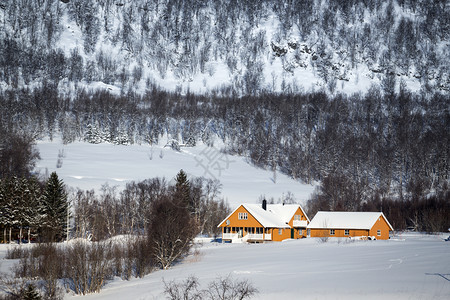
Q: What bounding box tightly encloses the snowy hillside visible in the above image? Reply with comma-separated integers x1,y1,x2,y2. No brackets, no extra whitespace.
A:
0,0,448,96
35,138,315,207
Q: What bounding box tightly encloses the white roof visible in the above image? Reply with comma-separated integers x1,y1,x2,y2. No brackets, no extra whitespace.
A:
307,211,393,230
218,203,308,228
244,204,290,228
266,204,310,223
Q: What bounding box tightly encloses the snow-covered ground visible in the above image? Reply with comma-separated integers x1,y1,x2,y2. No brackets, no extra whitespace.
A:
1,233,448,299
35,138,315,208
67,233,450,300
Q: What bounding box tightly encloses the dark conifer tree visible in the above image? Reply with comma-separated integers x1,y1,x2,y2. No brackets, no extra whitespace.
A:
174,169,191,210
41,172,69,242
2,177,19,243
0,178,8,243
24,177,44,243
22,283,42,300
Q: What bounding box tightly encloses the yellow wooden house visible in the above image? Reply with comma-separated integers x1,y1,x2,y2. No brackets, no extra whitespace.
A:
218,201,310,243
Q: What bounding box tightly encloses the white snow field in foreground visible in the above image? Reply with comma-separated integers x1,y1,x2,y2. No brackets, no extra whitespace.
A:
35,139,315,207
54,233,448,300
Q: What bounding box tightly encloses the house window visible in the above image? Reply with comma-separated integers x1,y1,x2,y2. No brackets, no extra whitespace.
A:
294,215,301,221
344,229,349,236
377,230,381,236
299,229,303,235
278,229,282,235
330,229,335,235
238,212,248,220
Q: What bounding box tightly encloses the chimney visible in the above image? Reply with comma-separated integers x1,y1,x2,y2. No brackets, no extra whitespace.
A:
262,199,267,210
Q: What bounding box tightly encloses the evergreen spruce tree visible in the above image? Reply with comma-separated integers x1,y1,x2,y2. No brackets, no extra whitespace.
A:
22,283,42,300
0,178,7,243
15,177,29,244
42,172,69,242
174,169,191,209
24,177,43,243
1,177,19,243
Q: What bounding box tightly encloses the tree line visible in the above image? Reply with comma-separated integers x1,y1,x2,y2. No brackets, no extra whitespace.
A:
0,170,229,243
1,170,231,299
71,172,229,242
306,173,449,232
0,172,69,244
1,83,448,199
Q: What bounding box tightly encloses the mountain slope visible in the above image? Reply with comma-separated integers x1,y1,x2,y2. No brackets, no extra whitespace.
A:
0,0,448,95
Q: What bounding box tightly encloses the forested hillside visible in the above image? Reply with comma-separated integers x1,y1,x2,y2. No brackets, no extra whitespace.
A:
0,0,448,231
0,0,448,94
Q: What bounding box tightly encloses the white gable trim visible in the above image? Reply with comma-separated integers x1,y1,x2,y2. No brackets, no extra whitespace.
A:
379,212,394,231
217,204,245,228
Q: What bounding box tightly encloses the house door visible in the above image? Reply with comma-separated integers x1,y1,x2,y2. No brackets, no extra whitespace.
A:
238,228,243,238
291,228,294,239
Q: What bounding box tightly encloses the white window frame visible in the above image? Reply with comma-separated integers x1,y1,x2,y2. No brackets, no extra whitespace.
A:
344,229,349,236
330,229,335,235
278,229,282,235
238,212,248,220
377,230,381,236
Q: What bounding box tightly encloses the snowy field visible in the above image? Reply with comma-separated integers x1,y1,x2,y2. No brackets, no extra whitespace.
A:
1,233,448,299
67,233,450,300
35,138,315,208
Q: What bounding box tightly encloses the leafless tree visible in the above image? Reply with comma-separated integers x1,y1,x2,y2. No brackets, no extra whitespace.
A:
206,275,258,300
163,276,202,300
147,195,198,270
164,275,258,300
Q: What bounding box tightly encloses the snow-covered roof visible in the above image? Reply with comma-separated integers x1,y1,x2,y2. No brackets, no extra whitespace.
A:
218,203,308,228
266,204,310,223
244,204,291,228
307,211,393,230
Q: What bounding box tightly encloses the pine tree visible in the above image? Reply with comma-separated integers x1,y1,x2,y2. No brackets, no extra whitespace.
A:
22,283,42,300
41,172,69,242
174,169,191,210
15,177,29,244
0,178,7,243
1,177,19,243
24,177,44,243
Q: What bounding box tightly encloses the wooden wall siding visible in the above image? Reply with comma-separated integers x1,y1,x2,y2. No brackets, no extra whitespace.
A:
310,229,369,238
220,205,263,228
288,207,308,228
271,228,291,241
368,216,391,240
310,220,391,240
294,228,307,238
